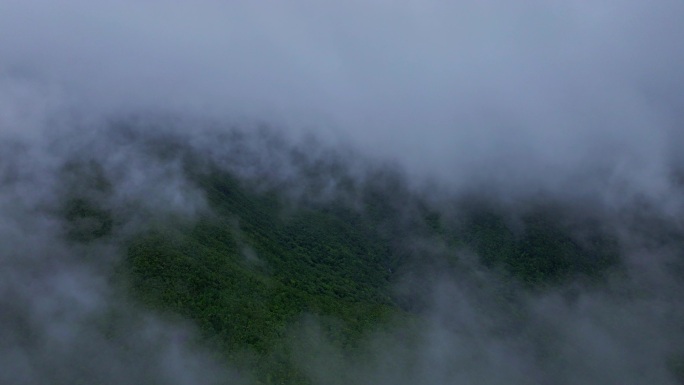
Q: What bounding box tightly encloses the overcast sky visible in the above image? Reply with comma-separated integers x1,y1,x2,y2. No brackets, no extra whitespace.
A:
1,0,683,196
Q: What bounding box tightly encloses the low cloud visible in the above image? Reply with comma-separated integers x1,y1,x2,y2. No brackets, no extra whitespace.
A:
1,1,683,384
1,1,682,197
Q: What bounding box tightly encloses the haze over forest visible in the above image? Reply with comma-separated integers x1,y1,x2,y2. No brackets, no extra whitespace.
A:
1,1,684,384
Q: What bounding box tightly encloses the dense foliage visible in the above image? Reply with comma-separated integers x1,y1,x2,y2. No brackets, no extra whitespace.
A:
62,151,621,384
122,173,401,383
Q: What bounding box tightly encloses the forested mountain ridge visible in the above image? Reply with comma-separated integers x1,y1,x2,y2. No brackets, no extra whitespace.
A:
55,125,638,384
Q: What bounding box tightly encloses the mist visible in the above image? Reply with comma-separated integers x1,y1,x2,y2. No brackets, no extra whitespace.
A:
2,1,683,194
1,1,684,384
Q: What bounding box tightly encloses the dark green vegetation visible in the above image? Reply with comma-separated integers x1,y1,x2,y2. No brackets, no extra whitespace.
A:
60,134,621,384
458,201,619,288
122,174,400,383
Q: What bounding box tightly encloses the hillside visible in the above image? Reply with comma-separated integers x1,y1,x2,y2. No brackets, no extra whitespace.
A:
58,129,632,384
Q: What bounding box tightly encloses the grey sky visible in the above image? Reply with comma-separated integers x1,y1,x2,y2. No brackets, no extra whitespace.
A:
1,1,682,197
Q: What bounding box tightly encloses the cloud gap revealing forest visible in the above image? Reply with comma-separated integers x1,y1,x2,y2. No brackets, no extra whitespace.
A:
2,1,684,384
0,117,680,384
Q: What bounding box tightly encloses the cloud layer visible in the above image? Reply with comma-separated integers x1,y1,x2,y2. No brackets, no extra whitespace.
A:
2,1,683,196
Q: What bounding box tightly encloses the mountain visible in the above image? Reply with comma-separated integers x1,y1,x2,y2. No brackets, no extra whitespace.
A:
53,123,660,385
